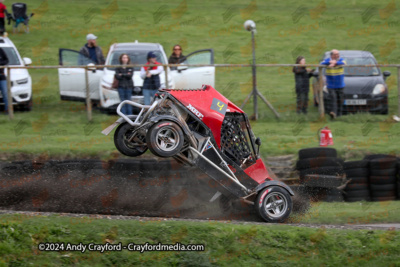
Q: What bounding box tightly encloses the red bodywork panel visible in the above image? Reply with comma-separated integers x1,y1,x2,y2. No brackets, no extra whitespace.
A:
165,85,243,147
164,85,271,184
244,158,271,184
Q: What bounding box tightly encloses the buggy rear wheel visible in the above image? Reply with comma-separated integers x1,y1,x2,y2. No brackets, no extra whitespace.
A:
114,122,148,157
146,121,184,158
255,186,292,223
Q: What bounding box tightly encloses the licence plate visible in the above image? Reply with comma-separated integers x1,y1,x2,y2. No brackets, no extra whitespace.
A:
344,99,367,105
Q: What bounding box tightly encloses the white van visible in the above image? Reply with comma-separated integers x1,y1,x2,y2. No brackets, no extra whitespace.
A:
58,41,215,112
0,37,33,111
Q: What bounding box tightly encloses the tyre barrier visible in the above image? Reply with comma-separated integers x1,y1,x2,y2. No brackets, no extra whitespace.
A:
343,155,400,202
296,148,344,202
343,160,370,202
368,157,398,201
295,150,400,203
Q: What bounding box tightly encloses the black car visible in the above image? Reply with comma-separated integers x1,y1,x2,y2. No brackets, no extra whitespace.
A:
312,50,391,114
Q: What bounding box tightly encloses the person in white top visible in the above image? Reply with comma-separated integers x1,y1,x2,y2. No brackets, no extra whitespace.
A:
140,51,163,105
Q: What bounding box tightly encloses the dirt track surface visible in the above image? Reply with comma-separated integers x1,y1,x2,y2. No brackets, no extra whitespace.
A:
0,209,399,231
2,158,396,229
0,158,263,221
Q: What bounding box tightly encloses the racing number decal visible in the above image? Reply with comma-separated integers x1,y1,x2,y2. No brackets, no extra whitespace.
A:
210,98,227,115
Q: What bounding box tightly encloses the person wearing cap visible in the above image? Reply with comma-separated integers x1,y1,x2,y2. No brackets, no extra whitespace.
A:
79,33,105,65
140,52,163,105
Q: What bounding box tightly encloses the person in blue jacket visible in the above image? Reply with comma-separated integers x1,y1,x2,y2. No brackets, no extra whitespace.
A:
321,49,346,119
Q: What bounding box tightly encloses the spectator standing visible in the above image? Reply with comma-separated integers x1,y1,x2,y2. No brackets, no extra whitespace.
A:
79,33,105,65
321,49,346,119
168,44,186,70
115,53,134,115
140,52,163,105
0,0,6,35
0,47,9,114
293,56,314,114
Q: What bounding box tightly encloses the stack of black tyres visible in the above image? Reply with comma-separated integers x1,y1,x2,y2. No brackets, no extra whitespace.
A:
398,160,400,199
297,147,344,180
364,154,398,202
343,160,370,202
296,147,344,201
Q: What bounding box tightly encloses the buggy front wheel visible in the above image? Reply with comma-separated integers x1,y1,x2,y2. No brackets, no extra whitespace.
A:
146,121,184,157
114,122,148,157
255,186,292,223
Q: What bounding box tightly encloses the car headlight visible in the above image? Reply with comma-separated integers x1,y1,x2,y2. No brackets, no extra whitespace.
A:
16,78,28,84
372,84,385,95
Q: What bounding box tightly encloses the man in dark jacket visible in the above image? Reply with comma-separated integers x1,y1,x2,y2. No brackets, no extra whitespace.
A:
293,56,314,114
0,47,9,113
115,53,134,115
79,33,105,65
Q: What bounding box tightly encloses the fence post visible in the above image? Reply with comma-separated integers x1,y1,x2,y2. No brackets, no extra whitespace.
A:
398,66,400,117
85,67,92,122
164,65,169,89
6,67,13,120
318,66,325,118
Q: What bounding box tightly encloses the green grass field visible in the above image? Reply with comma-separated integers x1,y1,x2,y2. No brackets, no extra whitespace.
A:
1,203,400,266
0,0,399,159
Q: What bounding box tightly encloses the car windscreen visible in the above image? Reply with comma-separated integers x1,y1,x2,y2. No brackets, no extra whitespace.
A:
1,47,21,65
106,50,166,71
343,57,380,76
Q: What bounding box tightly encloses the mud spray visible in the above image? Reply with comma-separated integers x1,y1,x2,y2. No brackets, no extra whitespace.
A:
0,159,310,222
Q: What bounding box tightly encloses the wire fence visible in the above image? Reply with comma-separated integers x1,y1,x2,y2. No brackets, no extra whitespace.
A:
2,63,399,121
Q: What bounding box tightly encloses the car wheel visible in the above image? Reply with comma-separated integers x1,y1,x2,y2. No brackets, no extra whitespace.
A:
299,166,344,178
255,186,292,223
346,176,368,184
369,158,397,169
370,184,396,192
298,148,337,160
146,121,184,158
370,168,397,176
345,183,369,191
345,189,370,198
344,160,369,169
345,168,369,177
296,157,343,170
364,154,397,161
369,176,396,185
114,122,148,157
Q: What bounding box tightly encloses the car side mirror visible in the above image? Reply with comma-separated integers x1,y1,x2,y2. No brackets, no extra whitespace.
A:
177,65,188,73
87,63,96,72
383,71,391,77
23,57,32,65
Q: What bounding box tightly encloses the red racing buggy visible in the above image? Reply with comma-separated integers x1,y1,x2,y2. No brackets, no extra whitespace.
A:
102,85,294,222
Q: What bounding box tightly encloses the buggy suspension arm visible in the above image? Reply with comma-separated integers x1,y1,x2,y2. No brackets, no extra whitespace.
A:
188,147,250,193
